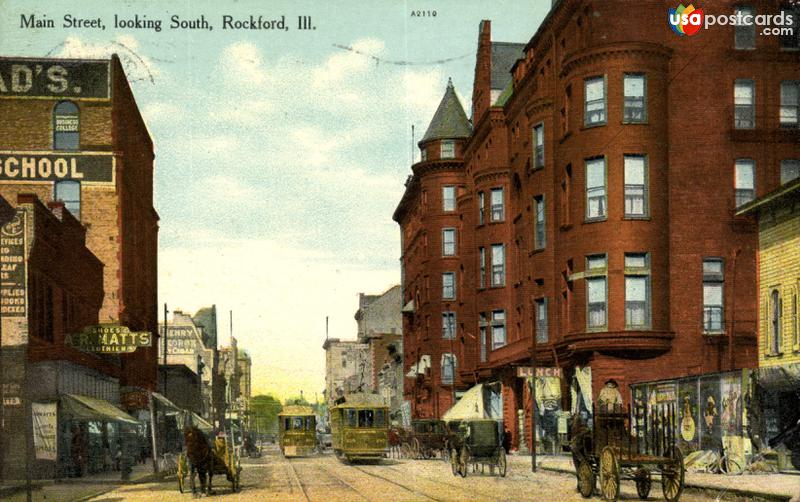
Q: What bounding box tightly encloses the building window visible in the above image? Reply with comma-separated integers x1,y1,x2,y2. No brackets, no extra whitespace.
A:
623,155,648,217
478,191,485,225
780,4,800,49
586,157,606,220
735,5,756,49
793,290,799,350
771,289,782,355
479,247,486,289
491,310,506,349
420,147,427,162
734,79,755,129
490,188,505,221
586,254,607,330
442,228,456,256
535,298,548,343
441,354,456,384
781,160,800,184
442,185,456,212
441,141,455,159
533,123,545,169
534,195,546,249
781,81,799,128
735,159,755,207
703,258,724,333
561,164,572,227
442,272,455,299
54,180,81,219
584,76,606,126
491,244,505,287
623,74,646,123
479,314,488,362
53,101,79,150
562,84,572,136
442,312,456,339
625,253,650,329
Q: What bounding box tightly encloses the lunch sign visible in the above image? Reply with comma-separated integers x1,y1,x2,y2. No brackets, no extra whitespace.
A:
65,324,152,354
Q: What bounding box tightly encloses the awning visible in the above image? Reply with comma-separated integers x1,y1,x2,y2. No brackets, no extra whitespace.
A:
755,363,800,392
402,300,415,313
442,384,485,421
405,354,431,377
188,412,213,433
152,392,182,416
61,394,139,424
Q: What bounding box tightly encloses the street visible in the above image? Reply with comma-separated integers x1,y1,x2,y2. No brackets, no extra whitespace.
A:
86,446,725,502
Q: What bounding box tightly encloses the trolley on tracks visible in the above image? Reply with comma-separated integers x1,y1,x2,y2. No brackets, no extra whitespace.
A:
571,403,684,502
279,405,317,457
330,393,389,462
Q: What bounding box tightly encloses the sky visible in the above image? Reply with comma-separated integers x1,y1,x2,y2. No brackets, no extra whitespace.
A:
0,0,549,400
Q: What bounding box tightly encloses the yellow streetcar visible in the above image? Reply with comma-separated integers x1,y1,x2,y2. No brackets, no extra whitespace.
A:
330,393,388,462
278,405,317,457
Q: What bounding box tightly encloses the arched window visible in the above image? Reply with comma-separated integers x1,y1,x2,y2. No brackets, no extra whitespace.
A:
54,180,80,218
53,101,79,150
771,289,782,355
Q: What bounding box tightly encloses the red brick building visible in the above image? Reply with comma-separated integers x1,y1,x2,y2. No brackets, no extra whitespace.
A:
0,55,160,408
395,1,799,450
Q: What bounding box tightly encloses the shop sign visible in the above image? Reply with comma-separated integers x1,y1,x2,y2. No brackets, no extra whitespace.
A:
32,402,57,460
0,210,26,317
0,153,113,182
65,324,152,353
0,59,110,99
517,366,562,378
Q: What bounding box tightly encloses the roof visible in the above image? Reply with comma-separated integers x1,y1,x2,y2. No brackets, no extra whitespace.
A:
420,78,472,144
279,405,315,416
735,178,800,216
332,393,388,409
491,42,525,90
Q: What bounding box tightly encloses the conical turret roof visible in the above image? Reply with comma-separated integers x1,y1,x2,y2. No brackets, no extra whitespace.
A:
420,78,472,143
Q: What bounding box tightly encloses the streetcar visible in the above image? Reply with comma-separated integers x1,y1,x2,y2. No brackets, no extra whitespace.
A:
330,393,389,462
278,405,317,457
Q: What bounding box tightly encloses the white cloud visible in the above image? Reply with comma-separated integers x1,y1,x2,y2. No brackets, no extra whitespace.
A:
142,102,183,123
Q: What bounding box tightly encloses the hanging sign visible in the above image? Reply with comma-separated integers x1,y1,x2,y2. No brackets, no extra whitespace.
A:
65,324,152,353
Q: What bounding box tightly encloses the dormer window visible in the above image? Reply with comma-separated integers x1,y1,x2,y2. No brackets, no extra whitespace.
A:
420,147,427,162
440,141,455,159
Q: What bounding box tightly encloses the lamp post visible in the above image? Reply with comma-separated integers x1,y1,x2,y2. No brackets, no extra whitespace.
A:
531,299,538,473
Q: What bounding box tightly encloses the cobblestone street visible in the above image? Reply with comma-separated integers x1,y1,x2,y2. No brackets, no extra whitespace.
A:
81,446,765,502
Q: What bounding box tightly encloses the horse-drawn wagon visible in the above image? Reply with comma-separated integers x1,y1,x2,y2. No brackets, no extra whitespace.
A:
571,403,684,502
178,427,242,495
449,419,507,477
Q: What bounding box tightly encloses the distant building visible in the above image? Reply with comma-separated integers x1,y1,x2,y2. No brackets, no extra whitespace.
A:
355,285,403,420
237,350,252,426
322,338,370,408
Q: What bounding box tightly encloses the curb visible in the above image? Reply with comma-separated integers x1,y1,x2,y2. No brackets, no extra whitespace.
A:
538,464,793,502
0,472,167,501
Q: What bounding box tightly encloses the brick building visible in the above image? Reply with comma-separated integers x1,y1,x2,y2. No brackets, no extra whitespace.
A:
0,55,160,416
394,1,799,451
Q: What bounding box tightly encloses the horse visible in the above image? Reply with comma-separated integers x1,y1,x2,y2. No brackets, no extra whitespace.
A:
183,426,220,497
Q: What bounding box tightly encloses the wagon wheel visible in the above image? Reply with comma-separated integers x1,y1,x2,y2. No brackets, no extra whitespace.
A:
661,450,684,502
412,438,421,459
176,452,187,493
458,446,469,478
497,448,507,477
634,468,651,499
599,447,620,501
577,460,595,498
450,449,459,476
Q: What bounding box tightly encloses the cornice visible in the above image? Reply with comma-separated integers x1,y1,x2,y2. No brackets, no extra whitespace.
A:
560,42,672,79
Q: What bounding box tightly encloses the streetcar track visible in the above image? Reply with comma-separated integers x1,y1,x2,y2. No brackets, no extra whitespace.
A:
350,464,447,502
285,458,311,501
375,462,506,501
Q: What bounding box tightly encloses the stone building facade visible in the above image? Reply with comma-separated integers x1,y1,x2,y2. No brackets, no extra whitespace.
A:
395,1,798,450
322,338,371,408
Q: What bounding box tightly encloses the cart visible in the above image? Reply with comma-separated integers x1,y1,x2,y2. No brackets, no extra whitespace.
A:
178,430,241,494
449,419,506,478
572,403,684,502
401,419,448,459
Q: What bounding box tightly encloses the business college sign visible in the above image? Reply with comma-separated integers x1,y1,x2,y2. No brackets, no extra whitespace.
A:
0,59,110,99
0,153,113,182
65,324,152,354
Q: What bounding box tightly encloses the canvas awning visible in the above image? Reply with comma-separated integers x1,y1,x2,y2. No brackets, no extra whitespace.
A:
405,354,431,377
188,412,213,433
152,392,182,416
61,394,139,424
756,363,800,392
442,384,485,421
402,300,415,313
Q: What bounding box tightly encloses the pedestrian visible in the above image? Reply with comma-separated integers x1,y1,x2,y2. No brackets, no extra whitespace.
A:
502,426,511,454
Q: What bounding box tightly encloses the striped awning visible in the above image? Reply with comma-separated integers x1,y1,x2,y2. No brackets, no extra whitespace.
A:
61,394,139,424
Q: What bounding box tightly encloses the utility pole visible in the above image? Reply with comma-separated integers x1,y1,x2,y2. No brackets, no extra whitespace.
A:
162,304,168,396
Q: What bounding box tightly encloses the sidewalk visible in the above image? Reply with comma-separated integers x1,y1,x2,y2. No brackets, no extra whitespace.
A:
0,463,163,502
509,454,800,501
